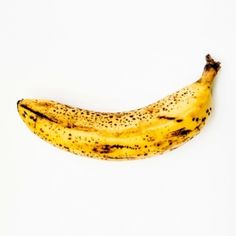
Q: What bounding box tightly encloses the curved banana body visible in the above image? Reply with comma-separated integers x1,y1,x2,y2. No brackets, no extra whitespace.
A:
17,55,220,160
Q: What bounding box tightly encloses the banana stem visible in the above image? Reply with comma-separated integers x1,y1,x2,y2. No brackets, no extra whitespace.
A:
204,54,221,72
198,54,221,84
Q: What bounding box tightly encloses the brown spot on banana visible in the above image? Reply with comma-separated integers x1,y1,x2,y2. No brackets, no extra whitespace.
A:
171,128,192,137
158,116,176,120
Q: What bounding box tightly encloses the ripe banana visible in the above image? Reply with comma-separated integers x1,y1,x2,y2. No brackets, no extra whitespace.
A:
17,55,220,160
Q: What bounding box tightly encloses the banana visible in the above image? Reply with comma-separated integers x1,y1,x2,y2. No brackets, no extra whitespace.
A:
17,54,220,160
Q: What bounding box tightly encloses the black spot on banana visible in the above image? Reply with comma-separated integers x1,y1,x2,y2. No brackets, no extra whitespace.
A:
17,54,221,160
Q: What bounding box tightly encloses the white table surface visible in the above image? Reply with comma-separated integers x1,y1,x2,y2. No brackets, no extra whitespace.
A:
0,1,235,235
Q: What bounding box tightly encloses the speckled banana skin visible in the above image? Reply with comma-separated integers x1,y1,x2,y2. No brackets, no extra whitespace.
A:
17,55,220,160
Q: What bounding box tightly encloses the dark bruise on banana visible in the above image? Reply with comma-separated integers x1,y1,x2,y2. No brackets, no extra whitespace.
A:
17,55,220,160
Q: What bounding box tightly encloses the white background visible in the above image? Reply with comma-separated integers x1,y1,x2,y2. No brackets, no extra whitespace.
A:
0,0,235,235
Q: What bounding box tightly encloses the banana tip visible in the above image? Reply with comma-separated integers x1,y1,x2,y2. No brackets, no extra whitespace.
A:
17,99,23,106
17,99,24,111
